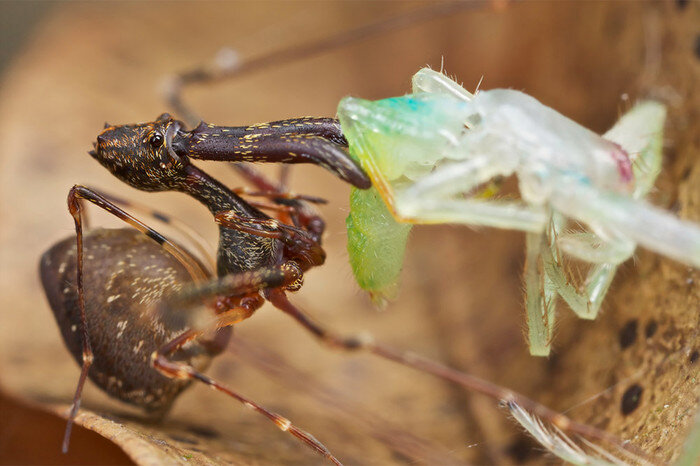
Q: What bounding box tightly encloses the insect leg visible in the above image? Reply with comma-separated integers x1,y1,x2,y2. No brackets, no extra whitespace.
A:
524,231,557,356
542,231,619,320
555,231,635,265
151,267,342,466
396,158,547,232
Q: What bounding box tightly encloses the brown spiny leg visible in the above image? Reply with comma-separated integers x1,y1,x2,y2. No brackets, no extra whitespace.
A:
215,211,325,270
231,187,327,205
88,188,215,273
61,185,213,453
228,165,328,241
264,289,652,462
68,186,209,281
231,162,282,193
151,266,341,466
63,188,94,454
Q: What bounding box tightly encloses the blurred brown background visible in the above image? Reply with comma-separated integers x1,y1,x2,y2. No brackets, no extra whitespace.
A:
0,1,698,465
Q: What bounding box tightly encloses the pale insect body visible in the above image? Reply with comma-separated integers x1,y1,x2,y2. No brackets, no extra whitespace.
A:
340,67,699,356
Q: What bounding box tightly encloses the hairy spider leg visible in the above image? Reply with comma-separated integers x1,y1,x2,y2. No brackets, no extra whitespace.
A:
64,185,346,464
149,265,342,466
210,204,645,459
89,188,216,274
524,231,558,356
228,162,328,238
260,289,652,462
62,185,213,453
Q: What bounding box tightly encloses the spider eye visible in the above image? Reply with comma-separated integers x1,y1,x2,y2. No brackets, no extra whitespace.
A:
149,133,164,148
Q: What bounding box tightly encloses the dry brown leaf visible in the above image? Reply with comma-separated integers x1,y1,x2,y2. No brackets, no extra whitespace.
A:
0,2,697,465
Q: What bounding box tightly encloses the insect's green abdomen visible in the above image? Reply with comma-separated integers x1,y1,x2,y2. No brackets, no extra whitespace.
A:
339,95,417,306
346,186,411,307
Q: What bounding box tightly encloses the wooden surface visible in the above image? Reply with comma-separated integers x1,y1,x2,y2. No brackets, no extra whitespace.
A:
0,2,698,465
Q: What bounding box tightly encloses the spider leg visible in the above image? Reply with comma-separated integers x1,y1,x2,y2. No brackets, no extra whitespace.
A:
215,211,325,270
263,288,650,461
62,185,212,453
228,162,327,238
151,266,342,465
541,100,667,319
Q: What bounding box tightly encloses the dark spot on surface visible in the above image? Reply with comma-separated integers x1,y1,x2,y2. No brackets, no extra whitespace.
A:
690,350,699,364
547,351,560,370
621,384,643,415
619,319,638,349
390,450,413,464
507,436,536,463
187,424,219,439
695,34,700,59
681,166,692,181
676,0,688,9
645,319,658,338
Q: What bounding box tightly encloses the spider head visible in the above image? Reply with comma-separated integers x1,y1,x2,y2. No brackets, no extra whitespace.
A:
91,114,189,192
